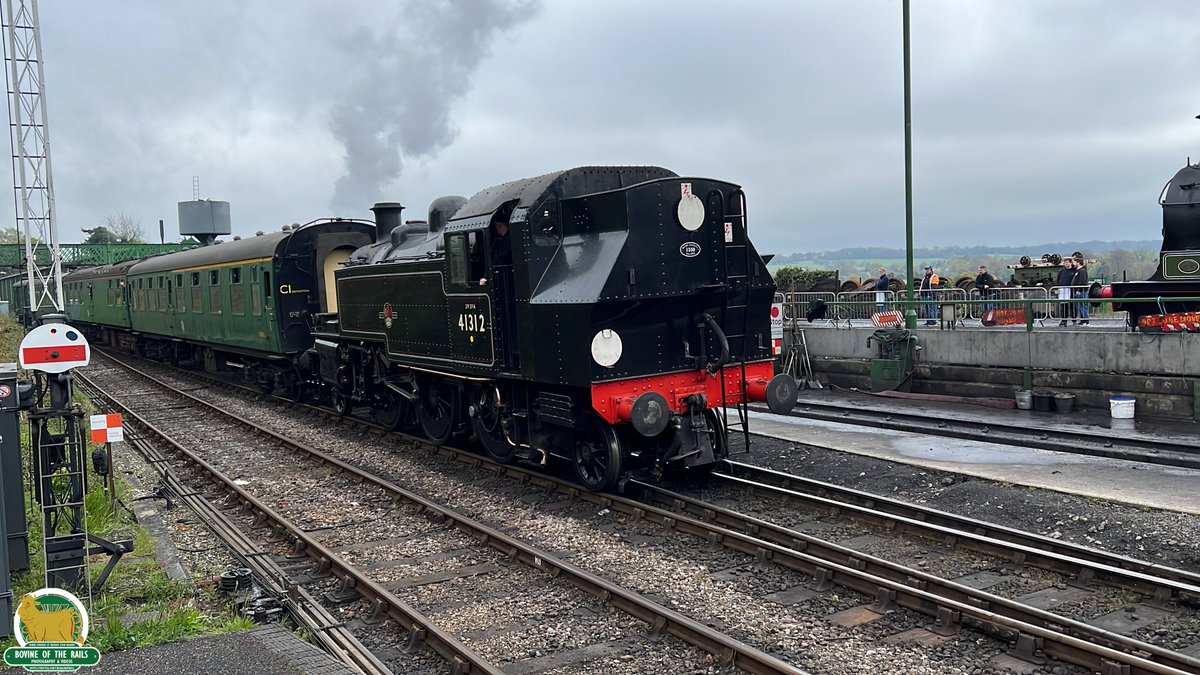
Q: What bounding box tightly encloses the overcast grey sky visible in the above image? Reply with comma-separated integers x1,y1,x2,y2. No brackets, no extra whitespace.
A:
10,0,1200,255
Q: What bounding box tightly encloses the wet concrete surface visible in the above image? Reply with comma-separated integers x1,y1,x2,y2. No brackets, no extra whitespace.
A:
791,388,1199,445
745,399,1200,514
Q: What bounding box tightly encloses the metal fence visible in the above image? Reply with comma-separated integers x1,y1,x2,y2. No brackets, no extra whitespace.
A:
0,242,199,268
781,286,1130,328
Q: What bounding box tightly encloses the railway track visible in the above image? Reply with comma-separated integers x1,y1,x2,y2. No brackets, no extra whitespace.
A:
78,353,804,675
637,468,1200,673
83,350,1200,674
761,399,1200,470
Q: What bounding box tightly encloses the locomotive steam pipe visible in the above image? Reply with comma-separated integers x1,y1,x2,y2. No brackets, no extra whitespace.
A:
702,313,729,375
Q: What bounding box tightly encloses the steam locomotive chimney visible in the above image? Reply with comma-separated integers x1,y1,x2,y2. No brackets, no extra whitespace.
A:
371,202,405,244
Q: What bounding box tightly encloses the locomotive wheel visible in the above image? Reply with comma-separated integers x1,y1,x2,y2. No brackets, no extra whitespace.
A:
706,409,729,462
470,387,515,463
372,388,410,432
331,390,351,417
417,381,457,445
573,415,622,492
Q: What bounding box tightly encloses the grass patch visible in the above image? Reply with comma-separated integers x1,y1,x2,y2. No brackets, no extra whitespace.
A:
1,315,254,653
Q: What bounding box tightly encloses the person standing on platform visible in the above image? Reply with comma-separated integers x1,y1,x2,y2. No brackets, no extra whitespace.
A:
1056,258,1075,326
875,268,889,312
975,265,998,314
919,265,939,326
1072,257,1090,326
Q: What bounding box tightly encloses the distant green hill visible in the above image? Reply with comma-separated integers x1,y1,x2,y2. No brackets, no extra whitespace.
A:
770,240,1161,285
772,240,1158,265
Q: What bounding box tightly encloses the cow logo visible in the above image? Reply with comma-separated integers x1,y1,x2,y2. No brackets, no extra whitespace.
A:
679,242,702,258
381,303,394,328
4,588,101,672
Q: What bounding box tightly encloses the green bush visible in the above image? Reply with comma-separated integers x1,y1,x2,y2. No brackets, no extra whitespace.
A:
773,266,837,292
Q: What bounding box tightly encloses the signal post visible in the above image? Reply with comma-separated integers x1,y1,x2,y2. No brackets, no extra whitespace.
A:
18,315,131,596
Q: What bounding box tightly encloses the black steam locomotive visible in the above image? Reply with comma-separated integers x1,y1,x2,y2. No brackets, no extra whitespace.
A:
1102,160,1200,329
62,166,797,491
317,166,797,490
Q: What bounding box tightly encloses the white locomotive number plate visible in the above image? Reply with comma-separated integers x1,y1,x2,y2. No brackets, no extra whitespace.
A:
458,312,487,332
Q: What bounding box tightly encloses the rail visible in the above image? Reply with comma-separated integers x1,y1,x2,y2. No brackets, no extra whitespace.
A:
82,351,809,675
628,478,1200,675
781,293,1200,332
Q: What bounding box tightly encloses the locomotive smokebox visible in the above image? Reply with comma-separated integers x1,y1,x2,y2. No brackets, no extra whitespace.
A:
371,202,405,244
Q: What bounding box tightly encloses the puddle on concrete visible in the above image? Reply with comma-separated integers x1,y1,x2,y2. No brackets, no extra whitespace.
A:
889,436,1093,466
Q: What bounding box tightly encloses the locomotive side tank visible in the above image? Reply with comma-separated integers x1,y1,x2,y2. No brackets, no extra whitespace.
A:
1105,161,1200,328
327,166,798,490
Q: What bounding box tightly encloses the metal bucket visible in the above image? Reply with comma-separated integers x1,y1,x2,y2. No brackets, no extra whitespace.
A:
1053,393,1075,413
1032,391,1055,412
1014,390,1033,410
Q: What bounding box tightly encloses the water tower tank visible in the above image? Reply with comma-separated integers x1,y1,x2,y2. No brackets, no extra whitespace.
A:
178,200,232,245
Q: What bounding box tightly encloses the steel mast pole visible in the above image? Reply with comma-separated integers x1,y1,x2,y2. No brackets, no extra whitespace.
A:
4,0,64,317
902,0,917,329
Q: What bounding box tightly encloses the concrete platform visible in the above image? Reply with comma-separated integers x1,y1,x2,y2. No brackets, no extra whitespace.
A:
0,625,358,675
794,322,1199,419
745,391,1200,515
791,390,1199,446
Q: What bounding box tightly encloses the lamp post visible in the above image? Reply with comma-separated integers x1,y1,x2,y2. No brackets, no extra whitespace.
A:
902,0,917,329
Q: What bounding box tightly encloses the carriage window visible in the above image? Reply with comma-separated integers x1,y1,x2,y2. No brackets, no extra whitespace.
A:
158,287,168,311
531,196,561,247
191,272,200,286
177,274,183,287
210,286,222,315
191,285,202,313
210,270,219,285
147,288,156,311
230,267,245,316
251,283,262,316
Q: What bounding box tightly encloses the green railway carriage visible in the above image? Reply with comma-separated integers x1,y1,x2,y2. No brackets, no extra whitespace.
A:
64,262,136,331
123,220,373,362
61,219,373,390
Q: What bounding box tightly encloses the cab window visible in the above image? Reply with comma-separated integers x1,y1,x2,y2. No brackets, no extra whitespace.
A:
446,232,483,287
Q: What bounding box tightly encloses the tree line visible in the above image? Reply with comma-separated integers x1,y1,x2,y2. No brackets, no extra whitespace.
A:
0,212,147,245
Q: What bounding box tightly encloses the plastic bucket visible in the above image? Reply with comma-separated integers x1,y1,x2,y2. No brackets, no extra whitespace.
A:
1053,393,1075,413
1110,397,1135,419
1014,390,1033,410
1032,391,1055,412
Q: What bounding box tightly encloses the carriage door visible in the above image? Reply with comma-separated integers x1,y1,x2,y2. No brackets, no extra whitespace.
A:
322,248,352,313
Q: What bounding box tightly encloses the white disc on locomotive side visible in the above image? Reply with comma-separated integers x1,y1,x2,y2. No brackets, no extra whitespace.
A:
676,194,706,231
591,329,623,367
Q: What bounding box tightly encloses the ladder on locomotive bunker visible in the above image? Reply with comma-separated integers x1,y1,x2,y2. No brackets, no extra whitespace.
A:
714,189,753,454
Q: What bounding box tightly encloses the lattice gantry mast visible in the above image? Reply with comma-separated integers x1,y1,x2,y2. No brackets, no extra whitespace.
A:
2,0,63,314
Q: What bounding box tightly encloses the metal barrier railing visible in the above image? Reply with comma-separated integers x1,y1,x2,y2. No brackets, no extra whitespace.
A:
773,288,1200,331
786,294,1194,331
781,291,837,321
